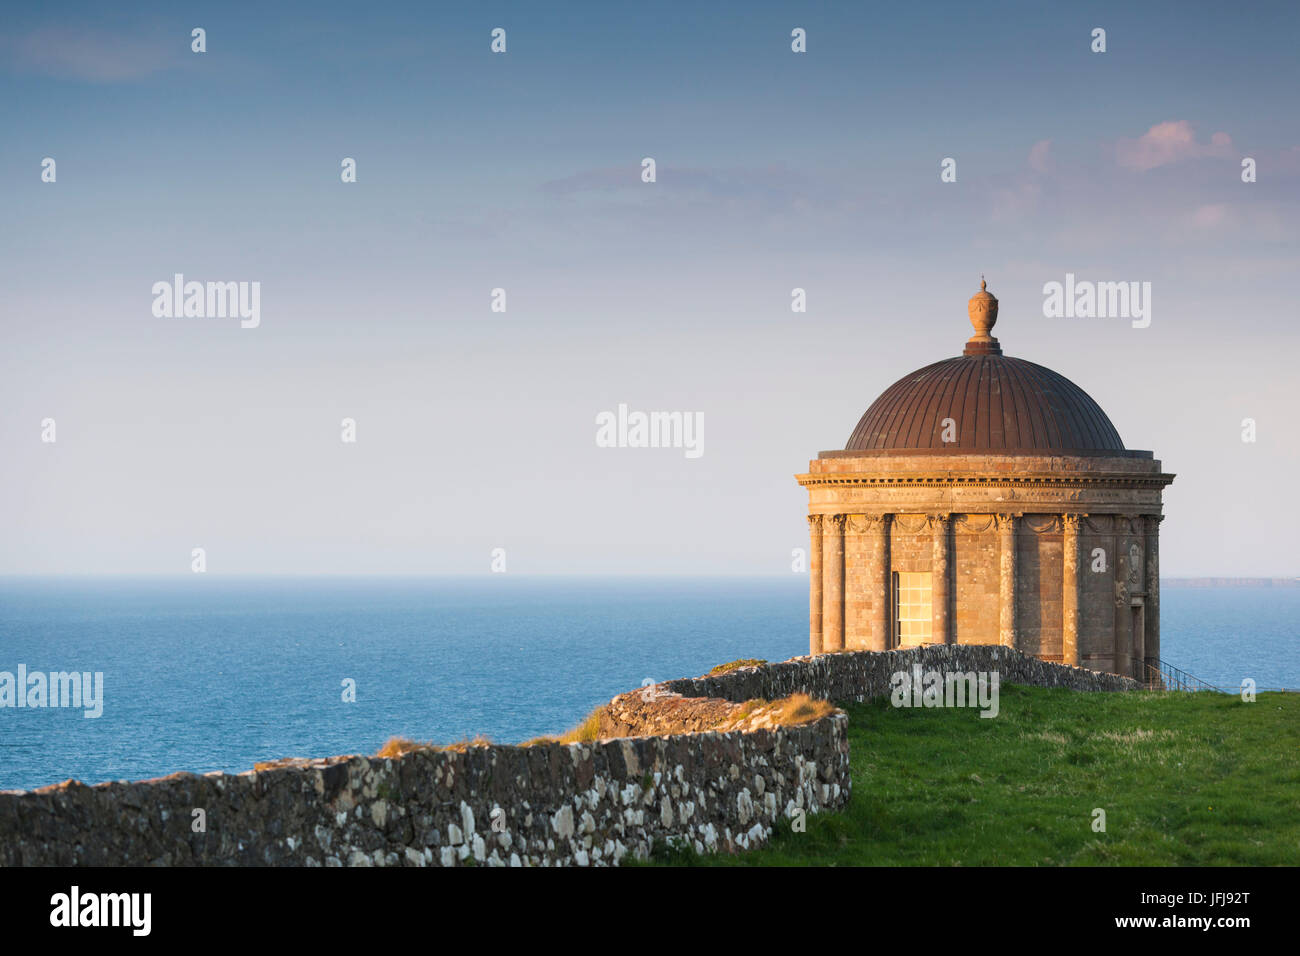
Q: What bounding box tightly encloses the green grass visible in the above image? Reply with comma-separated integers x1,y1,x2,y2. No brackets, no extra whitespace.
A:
649,686,1300,866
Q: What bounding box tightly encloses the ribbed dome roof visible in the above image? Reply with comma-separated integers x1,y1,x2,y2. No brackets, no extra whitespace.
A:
842,279,1126,455
845,353,1126,453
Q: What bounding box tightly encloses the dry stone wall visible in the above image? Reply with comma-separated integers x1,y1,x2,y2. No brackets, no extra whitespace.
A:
0,644,1134,867
0,713,849,867
663,644,1137,704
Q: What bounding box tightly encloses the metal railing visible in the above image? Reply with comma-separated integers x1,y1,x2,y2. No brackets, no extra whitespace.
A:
1139,659,1226,693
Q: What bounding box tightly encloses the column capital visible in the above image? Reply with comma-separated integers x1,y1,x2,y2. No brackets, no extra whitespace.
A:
994,512,1021,532
806,514,823,530
925,512,951,529
824,514,847,533
1062,513,1087,533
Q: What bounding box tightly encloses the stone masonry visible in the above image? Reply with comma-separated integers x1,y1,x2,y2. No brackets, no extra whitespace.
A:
0,644,1136,867
798,282,1174,681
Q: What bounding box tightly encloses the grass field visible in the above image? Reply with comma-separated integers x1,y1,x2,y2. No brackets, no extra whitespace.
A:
648,686,1300,866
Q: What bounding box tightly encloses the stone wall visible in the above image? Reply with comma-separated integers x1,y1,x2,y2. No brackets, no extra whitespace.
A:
0,709,849,868
0,644,1136,867
663,643,1138,704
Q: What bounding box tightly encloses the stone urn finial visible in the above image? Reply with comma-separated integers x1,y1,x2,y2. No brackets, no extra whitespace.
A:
964,277,1002,356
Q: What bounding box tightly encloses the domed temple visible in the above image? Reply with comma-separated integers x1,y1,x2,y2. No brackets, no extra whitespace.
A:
796,280,1174,679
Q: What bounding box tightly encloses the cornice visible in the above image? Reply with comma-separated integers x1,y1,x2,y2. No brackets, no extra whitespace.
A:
795,473,1175,490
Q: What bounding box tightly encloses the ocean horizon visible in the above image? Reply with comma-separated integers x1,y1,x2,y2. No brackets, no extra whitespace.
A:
1,576,1296,793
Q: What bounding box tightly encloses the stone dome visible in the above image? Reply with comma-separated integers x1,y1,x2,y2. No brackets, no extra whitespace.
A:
843,280,1126,455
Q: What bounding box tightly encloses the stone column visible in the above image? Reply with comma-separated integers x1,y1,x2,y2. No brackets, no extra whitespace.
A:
1144,515,1162,670
1113,516,1133,680
843,516,868,649
928,513,951,645
807,515,823,655
822,514,846,652
996,513,1018,650
1062,513,1083,667
868,514,891,651
1129,532,1145,675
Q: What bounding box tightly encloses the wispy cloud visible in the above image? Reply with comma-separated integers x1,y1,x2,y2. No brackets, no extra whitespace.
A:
1116,120,1233,171
541,164,820,201
0,26,182,82
989,141,1052,222
1183,202,1289,241
1027,139,1052,174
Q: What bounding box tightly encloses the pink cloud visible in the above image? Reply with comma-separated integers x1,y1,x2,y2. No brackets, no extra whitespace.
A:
990,182,1042,222
0,26,181,82
1116,120,1234,171
1192,203,1230,228
1028,139,1052,173
1182,203,1288,241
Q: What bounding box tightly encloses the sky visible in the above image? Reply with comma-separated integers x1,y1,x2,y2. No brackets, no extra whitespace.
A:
2,0,1298,576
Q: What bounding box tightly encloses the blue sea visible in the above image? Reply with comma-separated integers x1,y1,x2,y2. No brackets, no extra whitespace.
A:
0,578,1296,793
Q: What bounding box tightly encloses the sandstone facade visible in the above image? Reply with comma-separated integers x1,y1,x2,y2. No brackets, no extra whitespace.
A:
799,452,1172,678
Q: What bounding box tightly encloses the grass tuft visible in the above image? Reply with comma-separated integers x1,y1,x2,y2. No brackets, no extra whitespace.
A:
521,706,604,747
374,735,492,757
375,737,432,758
557,709,603,744
776,693,836,724
707,658,768,676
